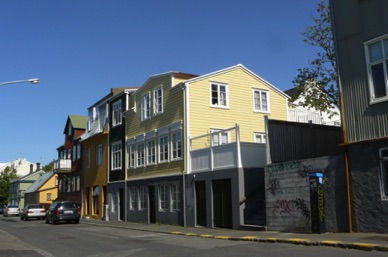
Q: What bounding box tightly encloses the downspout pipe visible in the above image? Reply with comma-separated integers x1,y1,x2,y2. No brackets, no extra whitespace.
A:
330,0,353,232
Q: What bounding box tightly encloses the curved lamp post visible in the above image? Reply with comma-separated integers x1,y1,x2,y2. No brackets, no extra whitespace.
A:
0,78,40,87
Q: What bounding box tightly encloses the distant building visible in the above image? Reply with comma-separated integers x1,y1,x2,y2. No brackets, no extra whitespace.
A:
0,158,37,177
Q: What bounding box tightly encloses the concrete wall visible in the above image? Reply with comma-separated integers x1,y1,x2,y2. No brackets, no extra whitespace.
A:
265,155,347,232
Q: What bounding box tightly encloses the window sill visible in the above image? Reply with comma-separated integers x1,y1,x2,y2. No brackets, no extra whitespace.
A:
210,105,230,110
370,97,388,105
253,110,270,114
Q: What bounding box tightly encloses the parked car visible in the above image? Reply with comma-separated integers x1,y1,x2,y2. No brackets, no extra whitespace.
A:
0,205,4,215
20,204,46,221
3,205,20,217
45,201,80,224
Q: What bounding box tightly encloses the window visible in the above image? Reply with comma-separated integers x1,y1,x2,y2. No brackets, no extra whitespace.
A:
130,187,138,210
111,141,122,169
72,176,76,192
365,36,388,102
171,131,182,160
139,187,146,210
128,144,135,168
159,185,168,211
72,145,76,161
147,139,156,164
93,186,99,214
137,142,145,167
77,144,81,160
96,144,103,166
379,148,388,198
159,135,169,162
211,129,230,146
211,83,228,107
171,184,180,211
112,100,122,126
76,176,80,191
154,87,163,115
254,133,266,144
141,93,151,121
253,89,269,112
67,148,72,160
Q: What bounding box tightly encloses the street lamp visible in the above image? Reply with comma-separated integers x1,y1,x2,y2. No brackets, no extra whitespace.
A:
0,78,40,87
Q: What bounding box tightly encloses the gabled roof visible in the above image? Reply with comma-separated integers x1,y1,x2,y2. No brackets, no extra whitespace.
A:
10,169,45,183
63,115,88,134
184,64,290,99
25,171,55,193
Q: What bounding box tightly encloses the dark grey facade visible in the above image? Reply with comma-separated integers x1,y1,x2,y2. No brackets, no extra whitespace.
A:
331,0,388,232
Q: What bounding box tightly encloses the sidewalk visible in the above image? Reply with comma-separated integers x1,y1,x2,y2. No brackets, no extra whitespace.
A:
81,218,388,252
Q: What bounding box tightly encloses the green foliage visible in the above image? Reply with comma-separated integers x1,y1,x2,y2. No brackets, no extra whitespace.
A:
293,0,338,117
42,161,54,172
0,166,19,205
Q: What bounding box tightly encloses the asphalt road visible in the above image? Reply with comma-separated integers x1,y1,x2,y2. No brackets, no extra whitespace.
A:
0,216,386,257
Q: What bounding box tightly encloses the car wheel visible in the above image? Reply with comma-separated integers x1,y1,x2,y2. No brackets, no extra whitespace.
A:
20,215,23,220
45,217,49,224
74,219,79,224
25,217,28,221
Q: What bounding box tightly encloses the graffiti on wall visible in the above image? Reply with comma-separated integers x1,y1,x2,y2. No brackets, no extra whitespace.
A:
272,198,311,225
267,161,301,175
267,175,282,196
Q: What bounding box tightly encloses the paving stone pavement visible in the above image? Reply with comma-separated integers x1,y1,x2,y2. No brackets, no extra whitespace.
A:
82,218,388,252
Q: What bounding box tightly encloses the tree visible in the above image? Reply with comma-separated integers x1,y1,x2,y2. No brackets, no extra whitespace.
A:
42,161,54,172
293,0,338,117
0,166,19,205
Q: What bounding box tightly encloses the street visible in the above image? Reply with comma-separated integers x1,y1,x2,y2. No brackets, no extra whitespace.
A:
0,216,386,257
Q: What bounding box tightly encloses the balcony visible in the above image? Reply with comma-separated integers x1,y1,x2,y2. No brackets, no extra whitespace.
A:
189,124,266,172
53,159,72,174
288,109,322,124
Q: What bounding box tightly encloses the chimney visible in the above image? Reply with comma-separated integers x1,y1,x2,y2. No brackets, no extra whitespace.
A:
36,163,41,171
30,164,33,174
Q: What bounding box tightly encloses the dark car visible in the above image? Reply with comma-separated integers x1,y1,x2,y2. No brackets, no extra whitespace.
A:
45,201,80,224
0,205,4,215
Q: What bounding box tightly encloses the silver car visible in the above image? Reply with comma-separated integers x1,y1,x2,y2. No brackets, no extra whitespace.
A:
3,205,20,217
20,204,46,220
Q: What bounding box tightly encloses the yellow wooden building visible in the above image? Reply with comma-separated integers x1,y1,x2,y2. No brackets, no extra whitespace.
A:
122,64,289,229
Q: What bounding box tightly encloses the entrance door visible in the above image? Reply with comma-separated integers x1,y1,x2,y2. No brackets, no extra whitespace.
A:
119,188,125,221
213,179,232,228
195,181,207,226
149,186,156,224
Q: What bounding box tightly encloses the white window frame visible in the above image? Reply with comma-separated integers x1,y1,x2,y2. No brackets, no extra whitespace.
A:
147,139,156,165
253,88,269,113
112,100,122,126
111,141,122,170
365,35,388,103
159,184,168,211
130,187,138,210
136,142,145,167
96,144,103,166
128,143,135,168
141,93,151,121
171,131,182,160
254,133,266,144
153,86,163,115
379,148,388,199
139,187,146,210
158,134,169,163
171,183,180,211
211,129,230,146
210,82,229,108
77,144,81,160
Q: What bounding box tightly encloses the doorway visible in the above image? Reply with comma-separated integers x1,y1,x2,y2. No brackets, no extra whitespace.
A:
148,185,156,224
195,181,207,226
212,179,232,228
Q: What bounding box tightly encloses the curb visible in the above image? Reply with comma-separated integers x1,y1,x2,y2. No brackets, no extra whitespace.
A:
83,222,388,252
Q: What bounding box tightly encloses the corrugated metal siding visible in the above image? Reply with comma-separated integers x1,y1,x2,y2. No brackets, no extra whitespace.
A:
334,0,388,143
268,119,342,163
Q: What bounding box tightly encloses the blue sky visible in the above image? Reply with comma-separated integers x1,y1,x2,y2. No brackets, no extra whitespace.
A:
0,0,320,165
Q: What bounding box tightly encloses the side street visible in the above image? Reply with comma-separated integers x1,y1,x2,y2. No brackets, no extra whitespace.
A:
1,1,388,253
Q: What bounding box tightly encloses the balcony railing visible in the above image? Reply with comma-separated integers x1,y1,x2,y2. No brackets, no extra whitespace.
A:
189,124,266,172
288,109,322,124
53,159,72,174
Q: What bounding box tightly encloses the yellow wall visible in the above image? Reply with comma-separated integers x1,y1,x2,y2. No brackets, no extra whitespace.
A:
126,74,185,179
82,133,108,219
187,67,288,142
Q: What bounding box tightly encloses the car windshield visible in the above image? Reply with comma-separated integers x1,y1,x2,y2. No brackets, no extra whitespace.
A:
61,203,77,208
29,205,42,209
